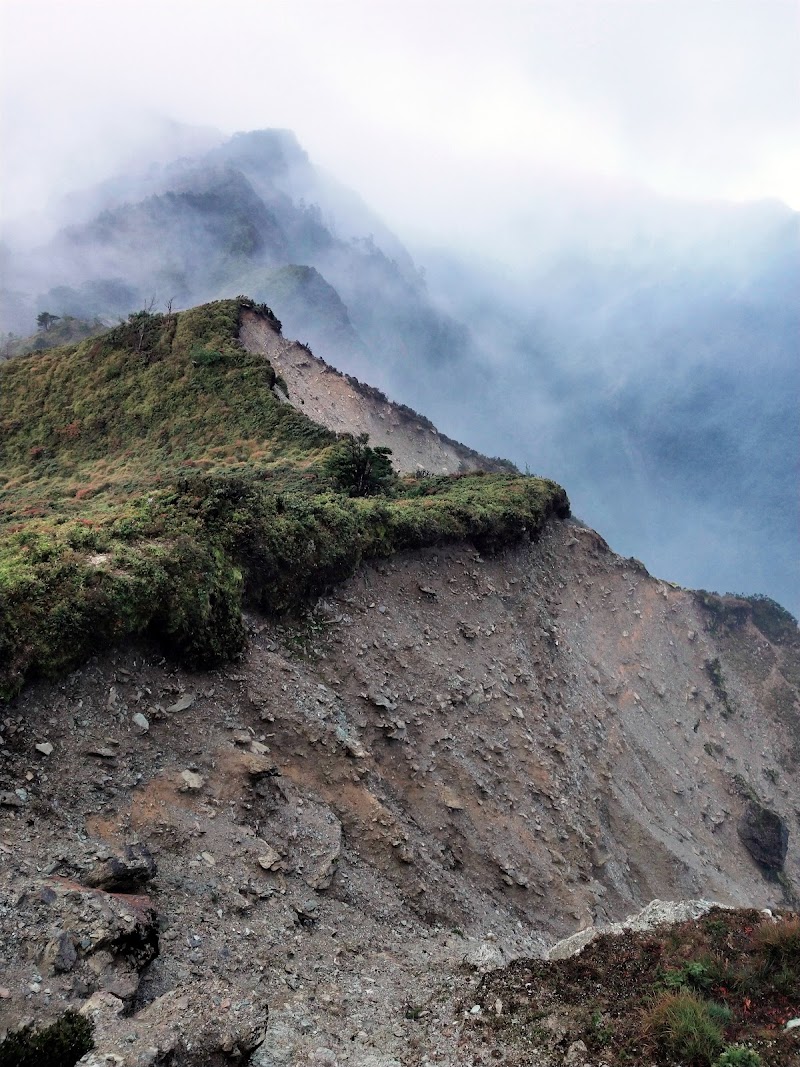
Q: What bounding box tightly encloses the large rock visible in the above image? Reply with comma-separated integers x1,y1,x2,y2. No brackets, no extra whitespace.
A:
77,985,267,1066
547,899,724,961
83,843,157,892
35,878,159,1002
738,801,789,871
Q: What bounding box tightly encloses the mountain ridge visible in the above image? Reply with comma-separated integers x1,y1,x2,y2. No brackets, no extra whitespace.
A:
0,296,564,700
0,295,798,1065
3,125,795,612
1,123,798,1062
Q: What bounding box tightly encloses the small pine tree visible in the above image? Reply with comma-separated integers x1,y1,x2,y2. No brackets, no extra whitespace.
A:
36,312,61,332
324,433,396,497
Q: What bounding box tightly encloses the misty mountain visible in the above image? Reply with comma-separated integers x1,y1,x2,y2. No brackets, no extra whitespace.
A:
1,128,797,613
419,197,800,615
0,130,471,403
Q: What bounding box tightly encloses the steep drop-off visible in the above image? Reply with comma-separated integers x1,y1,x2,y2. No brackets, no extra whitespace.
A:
1,525,797,1064
0,301,797,1066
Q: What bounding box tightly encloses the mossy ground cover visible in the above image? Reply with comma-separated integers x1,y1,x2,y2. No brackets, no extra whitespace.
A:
469,909,800,1066
0,297,568,699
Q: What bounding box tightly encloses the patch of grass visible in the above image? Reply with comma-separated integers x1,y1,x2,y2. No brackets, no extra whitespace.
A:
0,297,569,699
589,1009,614,1046
641,989,726,1064
469,908,800,1066
753,916,800,992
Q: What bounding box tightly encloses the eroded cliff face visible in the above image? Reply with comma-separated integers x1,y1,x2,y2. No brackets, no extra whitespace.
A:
1,518,797,1064
239,309,511,476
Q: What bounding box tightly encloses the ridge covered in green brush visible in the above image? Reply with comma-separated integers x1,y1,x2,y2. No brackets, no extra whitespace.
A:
0,297,568,699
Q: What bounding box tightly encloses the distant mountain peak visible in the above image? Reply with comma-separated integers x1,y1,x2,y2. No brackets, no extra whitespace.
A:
210,127,310,176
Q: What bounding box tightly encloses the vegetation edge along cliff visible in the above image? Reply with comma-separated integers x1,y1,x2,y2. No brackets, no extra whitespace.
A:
0,297,569,699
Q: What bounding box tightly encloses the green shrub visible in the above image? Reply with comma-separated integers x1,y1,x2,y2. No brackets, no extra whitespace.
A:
324,433,397,497
705,657,735,718
735,594,798,645
0,1010,94,1067
661,959,718,993
714,1046,762,1067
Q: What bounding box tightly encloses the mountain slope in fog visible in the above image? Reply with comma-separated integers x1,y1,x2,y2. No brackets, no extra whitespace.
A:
1,130,472,406
1,128,797,614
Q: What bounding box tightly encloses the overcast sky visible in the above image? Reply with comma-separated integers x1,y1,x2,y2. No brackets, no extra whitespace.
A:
1,0,798,242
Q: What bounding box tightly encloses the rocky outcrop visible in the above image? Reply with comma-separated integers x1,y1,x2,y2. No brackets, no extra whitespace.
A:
82,843,157,892
739,799,790,871
239,310,511,475
546,898,726,960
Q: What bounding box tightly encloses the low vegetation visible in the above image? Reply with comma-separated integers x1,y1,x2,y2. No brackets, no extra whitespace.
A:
469,908,800,1066
696,591,798,646
2,315,108,360
0,1010,94,1067
0,297,569,699
706,656,736,718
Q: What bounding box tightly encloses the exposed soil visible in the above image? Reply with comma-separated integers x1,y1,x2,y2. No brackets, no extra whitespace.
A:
239,310,510,475
1,515,798,1064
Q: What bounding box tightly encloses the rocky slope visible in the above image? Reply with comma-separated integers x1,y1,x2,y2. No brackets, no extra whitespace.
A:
1,301,797,1064
1,513,797,1063
239,309,510,476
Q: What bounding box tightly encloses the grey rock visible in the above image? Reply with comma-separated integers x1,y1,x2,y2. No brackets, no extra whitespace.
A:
738,800,789,871
368,690,397,712
252,1020,297,1065
257,846,284,872
179,770,205,792
83,843,157,891
47,930,78,973
79,989,126,1024
565,1039,588,1064
166,693,196,713
241,752,276,779
548,899,725,960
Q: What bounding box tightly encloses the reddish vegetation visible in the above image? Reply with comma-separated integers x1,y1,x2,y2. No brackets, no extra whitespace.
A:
470,908,800,1065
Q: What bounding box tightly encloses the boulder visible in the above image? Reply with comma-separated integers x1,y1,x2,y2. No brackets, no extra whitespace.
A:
738,800,789,871
83,844,157,892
